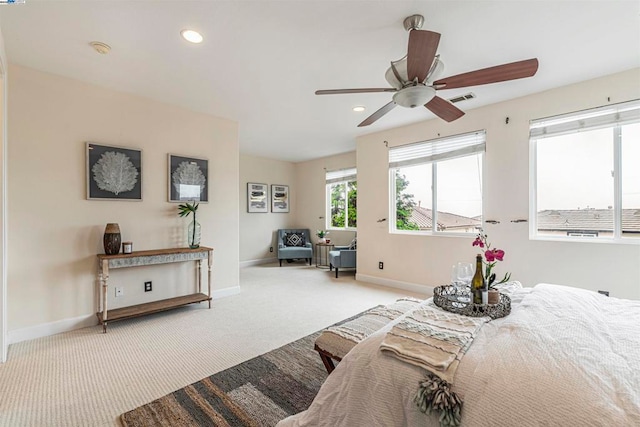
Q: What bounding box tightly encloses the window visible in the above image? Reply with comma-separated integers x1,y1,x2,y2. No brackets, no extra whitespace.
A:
389,131,485,234
530,99,640,241
326,168,357,230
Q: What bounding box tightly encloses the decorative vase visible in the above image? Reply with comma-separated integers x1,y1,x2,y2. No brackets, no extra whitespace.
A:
103,223,121,255
188,218,201,249
318,237,326,244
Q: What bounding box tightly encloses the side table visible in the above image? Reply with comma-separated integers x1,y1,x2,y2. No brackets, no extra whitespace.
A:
315,243,335,268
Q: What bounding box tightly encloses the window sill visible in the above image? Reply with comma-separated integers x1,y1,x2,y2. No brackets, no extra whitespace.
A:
390,230,475,238
530,235,640,245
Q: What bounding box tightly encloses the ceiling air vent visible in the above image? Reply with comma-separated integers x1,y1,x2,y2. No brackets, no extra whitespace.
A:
448,93,476,104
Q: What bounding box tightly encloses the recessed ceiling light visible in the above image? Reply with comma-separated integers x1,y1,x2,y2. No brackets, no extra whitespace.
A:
353,106,366,112
181,29,203,44
89,41,111,55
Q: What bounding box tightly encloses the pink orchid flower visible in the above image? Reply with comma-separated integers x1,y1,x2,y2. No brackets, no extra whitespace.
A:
485,249,505,262
472,237,484,248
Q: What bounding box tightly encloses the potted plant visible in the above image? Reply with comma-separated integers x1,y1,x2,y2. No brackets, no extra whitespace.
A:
316,230,329,244
178,201,200,249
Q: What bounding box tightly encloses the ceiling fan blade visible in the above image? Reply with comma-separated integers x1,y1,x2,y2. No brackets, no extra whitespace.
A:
315,88,396,95
358,101,397,127
433,58,539,90
424,96,465,122
407,30,441,82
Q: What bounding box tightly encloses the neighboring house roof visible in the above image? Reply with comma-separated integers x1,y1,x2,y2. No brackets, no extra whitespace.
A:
537,209,640,233
409,206,481,231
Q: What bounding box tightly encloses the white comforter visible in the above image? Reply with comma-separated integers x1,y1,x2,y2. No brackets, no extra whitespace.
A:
277,284,640,427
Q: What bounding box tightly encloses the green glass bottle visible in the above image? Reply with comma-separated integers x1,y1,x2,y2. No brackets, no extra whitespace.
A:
471,254,486,304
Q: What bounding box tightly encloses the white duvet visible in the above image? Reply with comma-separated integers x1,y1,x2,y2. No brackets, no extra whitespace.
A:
277,284,640,427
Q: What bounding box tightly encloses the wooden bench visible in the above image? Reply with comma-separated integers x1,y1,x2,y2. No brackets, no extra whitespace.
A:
314,298,422,373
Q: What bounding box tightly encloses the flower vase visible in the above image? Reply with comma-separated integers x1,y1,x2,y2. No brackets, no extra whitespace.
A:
318,237,326,244
187,218,201,249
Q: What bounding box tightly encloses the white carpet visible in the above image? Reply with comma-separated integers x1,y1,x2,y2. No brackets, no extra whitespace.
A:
0,262,426,426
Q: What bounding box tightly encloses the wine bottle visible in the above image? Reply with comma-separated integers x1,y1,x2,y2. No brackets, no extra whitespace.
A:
471,254,486,304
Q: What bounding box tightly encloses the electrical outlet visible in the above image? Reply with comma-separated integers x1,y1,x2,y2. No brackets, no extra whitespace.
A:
144,281,152,292
115,287,124,297
598,290,609,297
379,261,384,270
270,246,273,253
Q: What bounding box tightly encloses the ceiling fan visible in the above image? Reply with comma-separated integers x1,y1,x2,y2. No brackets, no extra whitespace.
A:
315,14,539,127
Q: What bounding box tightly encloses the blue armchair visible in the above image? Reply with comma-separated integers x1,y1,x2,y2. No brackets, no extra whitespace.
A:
329,246,356,278
277,229,313,266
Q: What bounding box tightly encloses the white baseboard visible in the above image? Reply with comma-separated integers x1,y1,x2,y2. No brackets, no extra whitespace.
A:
239,258,277,268
212,285,241,299
356,273,434,297
8,285,243,345
8,313,98,345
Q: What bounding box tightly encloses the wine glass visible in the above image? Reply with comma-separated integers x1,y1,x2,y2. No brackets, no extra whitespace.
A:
456,262,473,303
457,262,473,286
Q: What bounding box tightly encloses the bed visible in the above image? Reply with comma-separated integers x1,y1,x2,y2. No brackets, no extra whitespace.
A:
277,283,640,426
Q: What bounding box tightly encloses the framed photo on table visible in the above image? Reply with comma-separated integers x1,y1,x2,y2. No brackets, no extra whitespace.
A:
168,154,208,202
247,182,268,213
271,184,289,213
86,142,142,201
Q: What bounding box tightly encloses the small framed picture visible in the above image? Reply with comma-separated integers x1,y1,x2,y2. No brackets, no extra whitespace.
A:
168,154,208,202
271,184,289,213
247,183,268,213
87,142,142,201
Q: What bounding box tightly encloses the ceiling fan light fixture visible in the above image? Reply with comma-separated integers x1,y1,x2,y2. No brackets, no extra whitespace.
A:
181,29,203,44
393,86,436,108
352,106,366,112
385,58,408,89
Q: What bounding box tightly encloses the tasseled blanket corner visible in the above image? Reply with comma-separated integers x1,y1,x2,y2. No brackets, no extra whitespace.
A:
414,373,463,427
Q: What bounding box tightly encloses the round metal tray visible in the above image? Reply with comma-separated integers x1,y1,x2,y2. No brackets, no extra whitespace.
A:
433,285,511,319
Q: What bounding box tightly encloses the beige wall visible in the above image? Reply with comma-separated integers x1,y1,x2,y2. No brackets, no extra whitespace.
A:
0,25,6,361
7,65,240,331
239,154,296,263
355,68,640,299
295,151,357,247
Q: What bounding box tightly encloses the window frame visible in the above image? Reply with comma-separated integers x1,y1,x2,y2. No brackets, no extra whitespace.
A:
389,131,486,237
529,100,640,244
325,168,357,232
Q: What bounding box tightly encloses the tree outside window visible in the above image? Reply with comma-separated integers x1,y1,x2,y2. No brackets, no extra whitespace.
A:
329,180,357,229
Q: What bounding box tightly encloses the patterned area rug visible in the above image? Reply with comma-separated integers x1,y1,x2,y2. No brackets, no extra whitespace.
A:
120,308,379,427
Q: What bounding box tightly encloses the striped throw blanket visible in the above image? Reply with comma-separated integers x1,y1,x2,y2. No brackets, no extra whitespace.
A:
380,301,490,427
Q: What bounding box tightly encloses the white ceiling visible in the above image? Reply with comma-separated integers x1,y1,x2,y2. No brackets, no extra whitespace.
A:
0,1,638,162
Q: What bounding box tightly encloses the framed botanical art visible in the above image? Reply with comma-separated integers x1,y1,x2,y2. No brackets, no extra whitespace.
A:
247,182,268,213
168,154,208,202
87,142,142,201
271,184,289,213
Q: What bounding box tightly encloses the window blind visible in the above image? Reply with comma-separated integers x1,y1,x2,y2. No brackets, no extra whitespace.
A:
529,99,640,139
388,130,486,168
326,167,357,184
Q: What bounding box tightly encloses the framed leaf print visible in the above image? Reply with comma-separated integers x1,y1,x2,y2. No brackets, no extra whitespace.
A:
87,142,142,201
168,154,209,202
271,184,289,213
247,182,268,213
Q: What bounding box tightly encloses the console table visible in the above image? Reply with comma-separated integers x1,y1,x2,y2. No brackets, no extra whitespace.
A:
96,247,213,333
